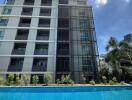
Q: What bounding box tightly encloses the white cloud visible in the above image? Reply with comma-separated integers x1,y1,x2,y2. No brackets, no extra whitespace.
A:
95,0,108,7
124,0,130,3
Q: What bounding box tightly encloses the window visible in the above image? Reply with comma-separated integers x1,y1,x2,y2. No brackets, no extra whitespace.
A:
32,58,47,72
21,7,33,16
58,18,69,28
38,18,50,27
58,30,69,41
0,19,8,26
12,43,27,55
59,0,68,4
2,7,12,15
6,0,15,4
24,0,34,5
36,30,49,40
15,29,29,40
41,0,52,6
0,30,5,40
19,18,31,27
8,58,24,72
34,43,48,55
40,8,51,16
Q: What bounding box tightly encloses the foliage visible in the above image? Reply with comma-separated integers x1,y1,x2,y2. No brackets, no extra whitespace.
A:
7,74,14,85
102,76,107,84
112,77,117,84
59,75,74,85
81,74,86,84
109,80,114,85
0,76,3,85
15,74,21,85
120,81,125,85
105,37,132,82
32,75,39,85
89,80,96,85
43,73,52,86
23,74,30,85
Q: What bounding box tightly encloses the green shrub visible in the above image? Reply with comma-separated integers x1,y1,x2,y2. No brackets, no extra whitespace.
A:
7,74,14,85
60,75,74,85
44,73,52,86
81,74,86,84
32,75,39,85
112,77,117,84
15,74,21,85
23,75,30,85
120,81,125,85
109,80,114,85
56,79,60,84
102,76,107,84
89,80,95,85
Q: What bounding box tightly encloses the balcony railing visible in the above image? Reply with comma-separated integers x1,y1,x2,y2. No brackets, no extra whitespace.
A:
38,24,50,27
24,2,34,5
12,49,26,55
21,12,32,16
8,65,23,72
34,49,48,55
0,23,8,26
39,13,51,16
41,4,52,6
15,36,28,40
32,66,47,72
36,36,49,40
19,23,30,27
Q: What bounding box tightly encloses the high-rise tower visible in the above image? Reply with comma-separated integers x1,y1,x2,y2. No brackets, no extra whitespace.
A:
0,0,98,83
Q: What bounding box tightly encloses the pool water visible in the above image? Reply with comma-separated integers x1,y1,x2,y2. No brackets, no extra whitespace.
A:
0,86,132,100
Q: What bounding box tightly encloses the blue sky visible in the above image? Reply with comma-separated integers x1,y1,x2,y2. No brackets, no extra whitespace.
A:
0,0,132,55
88,0,132,54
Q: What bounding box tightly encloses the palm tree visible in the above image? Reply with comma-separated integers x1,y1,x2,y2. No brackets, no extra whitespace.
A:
105,37,132,82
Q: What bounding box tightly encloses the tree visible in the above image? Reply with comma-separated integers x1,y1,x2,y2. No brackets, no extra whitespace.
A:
43,73,52,86
32,75,39,85
0,76,3,85
105,37,132,82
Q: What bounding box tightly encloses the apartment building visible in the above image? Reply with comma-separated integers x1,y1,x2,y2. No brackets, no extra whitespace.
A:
0,0,98,83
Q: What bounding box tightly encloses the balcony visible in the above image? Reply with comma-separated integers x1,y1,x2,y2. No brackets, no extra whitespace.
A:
38,19,50,27
15,29,29,40
0,19,8,26
24,0,34,5
41,0,52,6
34,43,48,55
21,7,33,16
40,8,51,16
12,43,26,55
8,65,23,72
34,49,48,55
32,58,47,72
8,58,24,72
12,49,26,55
19,18,31,27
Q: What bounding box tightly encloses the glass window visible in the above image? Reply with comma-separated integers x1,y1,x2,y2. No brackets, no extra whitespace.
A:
2,7,12,15
0,19,8,26
0,30,5,40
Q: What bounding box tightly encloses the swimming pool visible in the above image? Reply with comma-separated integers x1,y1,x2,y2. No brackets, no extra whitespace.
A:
0,86,132,100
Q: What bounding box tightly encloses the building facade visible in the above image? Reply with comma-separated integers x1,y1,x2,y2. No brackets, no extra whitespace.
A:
0,0,98,83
